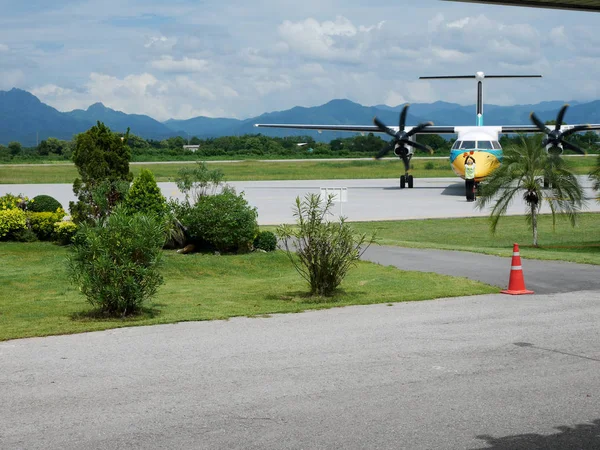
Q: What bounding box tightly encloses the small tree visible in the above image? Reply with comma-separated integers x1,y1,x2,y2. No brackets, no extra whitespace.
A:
70,122,133,223
477,135,585,246
176,162,224,203
277,194,375,297
591,153,600,201
68,206,166,316
124,169,167,216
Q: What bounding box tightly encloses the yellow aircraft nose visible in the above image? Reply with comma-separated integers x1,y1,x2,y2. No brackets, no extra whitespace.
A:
454,151,500,182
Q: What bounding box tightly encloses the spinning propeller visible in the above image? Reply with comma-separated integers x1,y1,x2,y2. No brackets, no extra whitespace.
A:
530,104,589,155
373,104,433,172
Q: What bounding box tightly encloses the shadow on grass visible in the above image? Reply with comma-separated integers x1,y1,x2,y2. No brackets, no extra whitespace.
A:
472,418,600,450
70,305,163,322
266,289,368,304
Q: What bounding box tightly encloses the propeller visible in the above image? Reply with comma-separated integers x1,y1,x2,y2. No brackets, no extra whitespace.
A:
373,104,433,172
530,104,589,155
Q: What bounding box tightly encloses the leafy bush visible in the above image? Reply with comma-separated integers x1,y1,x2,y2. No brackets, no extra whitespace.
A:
176,162,224,203
0,193,29,210
27,209,66,240
183,187,258,253
54,220,78,245
254,231,277,252
68,207,166,316
124,169,167,216
0,208,27,240
424,161,435,170
277,194,375,297
28,195,63,213
13,228,38,242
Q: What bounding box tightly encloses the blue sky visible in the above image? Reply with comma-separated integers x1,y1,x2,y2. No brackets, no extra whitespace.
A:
0,0,598,121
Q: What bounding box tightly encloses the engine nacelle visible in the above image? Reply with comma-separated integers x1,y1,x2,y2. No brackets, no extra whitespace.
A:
546,143,563,156
394,144,413,157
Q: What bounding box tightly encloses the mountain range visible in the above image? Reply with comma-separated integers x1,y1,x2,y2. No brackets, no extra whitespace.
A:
1,88,600,147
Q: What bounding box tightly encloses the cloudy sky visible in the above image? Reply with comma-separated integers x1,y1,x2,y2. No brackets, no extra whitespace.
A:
0,0,598,121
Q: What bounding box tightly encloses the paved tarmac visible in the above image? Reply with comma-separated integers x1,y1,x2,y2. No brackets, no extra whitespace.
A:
1,177,599,449
2,176,600,225
2,292,600,449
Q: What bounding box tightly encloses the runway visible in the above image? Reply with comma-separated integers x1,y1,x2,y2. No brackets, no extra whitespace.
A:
2,176,600,225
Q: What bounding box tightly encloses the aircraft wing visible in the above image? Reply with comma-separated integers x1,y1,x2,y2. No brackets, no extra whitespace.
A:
500,124,600,133
254,123,457,134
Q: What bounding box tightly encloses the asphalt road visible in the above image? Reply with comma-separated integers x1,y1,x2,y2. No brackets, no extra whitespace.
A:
2,176,600,225
1,177,599,449
362,246,600,294
2,292,600,449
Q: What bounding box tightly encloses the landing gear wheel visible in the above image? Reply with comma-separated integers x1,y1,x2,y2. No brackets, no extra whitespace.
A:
407,175,414,189
400,175,406,189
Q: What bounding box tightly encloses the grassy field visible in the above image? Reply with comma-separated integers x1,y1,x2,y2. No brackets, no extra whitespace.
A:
1,156,597,184
0,242,498,341
350,213,600,265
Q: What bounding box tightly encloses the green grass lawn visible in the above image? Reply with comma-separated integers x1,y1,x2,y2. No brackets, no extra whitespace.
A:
1,155,596,184
0,242,498,341
350,212,600,265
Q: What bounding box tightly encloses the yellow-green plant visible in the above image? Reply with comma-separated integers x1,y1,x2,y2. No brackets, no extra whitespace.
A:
0,208,27,239
54,220,78,245
0,193,29,211
27,209,66,240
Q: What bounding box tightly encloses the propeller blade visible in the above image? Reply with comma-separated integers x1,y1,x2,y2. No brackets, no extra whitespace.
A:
561,124,590,138
561,140,586,155
405,140,433,154
375,141,395,159
399,104,409,132
406,121,434,138
530,112,551,134
373,117,397,138
555,104,569,131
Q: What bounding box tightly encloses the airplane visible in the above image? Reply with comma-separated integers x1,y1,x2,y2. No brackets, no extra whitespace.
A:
255,71,600,192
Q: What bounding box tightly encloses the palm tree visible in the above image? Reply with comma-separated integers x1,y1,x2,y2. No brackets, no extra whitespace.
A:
476,135,585,247
590,153,600,199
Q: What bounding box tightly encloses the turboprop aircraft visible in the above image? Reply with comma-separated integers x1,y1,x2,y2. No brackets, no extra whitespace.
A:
255,72,600,191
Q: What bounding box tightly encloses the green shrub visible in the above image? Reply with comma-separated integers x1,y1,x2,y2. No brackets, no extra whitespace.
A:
254,231,277,252
0,208,27,240
183,187,258,253
0,193,29,210
277,194,375,297
424,161,435,170
13,228,38,242
54,220,78,245
28,195,63,213
68,207,166,316
124,169,167,216
27,209,66,240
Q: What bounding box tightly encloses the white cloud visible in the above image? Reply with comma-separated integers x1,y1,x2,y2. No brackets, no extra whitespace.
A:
0,43,8,52
150,56,209,73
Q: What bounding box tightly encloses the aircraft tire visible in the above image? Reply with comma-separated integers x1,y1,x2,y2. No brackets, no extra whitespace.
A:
408,175,414,188
400,175,406,189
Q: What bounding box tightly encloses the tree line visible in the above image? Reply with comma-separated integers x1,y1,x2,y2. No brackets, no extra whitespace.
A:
0,130,598,163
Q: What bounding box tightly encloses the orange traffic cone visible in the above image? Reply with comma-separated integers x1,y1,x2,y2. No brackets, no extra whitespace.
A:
501,243,534,295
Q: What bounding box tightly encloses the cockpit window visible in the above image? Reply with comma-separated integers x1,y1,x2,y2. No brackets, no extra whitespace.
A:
477,141,493,149
491,141,501,149
452,140,461,150
460,141,476,149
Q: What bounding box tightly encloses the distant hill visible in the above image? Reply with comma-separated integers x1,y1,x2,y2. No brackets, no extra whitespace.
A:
0,89,90,145
66,102,175,140
0,88,598,146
